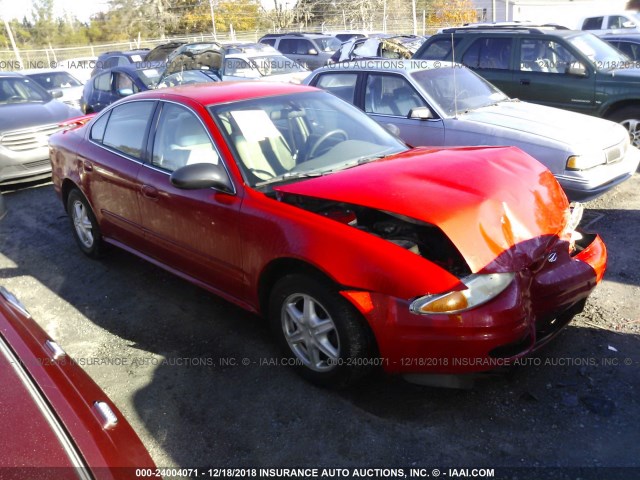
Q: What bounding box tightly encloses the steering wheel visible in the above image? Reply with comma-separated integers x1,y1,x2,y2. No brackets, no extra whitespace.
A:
249,168,276,180
307,129,348,159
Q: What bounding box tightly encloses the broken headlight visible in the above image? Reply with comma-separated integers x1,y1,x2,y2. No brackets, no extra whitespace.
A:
410,272,515,315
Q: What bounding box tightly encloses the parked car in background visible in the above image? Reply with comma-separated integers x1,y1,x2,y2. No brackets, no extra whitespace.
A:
159,42,223,81
579,11,640,34
331,34,425,63
306,60,639,201
332,32,367,42
81,63,162,113
90,49,150,78
259,33,341,69
50,82,606,388
413,24,640,147
55,57,97,84
599,32,640,60
0,72,81,185
145,41,187,62
23,68,84,110
221,43,309,83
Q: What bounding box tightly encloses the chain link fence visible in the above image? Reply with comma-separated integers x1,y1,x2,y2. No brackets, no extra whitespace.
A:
0,16,465,71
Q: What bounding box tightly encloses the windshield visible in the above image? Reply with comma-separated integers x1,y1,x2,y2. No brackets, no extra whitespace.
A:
250,55,308,76
411,66,508,116
208,91,407,188
136,67,162,88
317,37,341,52
567,33,629,70
0,77,50,104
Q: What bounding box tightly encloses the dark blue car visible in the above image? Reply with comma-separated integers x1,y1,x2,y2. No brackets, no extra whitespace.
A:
599,33,640,60
81,63,162,113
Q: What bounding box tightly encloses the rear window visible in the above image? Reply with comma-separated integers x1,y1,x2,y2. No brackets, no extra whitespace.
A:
582,17,603,30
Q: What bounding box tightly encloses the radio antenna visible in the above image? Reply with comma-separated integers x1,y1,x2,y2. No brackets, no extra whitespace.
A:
451,32,458,119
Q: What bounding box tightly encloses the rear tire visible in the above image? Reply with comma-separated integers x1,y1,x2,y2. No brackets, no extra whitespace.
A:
609,106,640,148
66,189,105,258
269,274,377,388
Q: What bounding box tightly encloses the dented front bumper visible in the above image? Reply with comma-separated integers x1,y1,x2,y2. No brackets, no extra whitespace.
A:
342,233,607,375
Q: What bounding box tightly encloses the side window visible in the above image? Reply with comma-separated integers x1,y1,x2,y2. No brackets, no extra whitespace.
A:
298,40,315,54
261,38,276,47
462,38,512,70
519,39,581,74
152,103,219,172
102,101,155,159
114,73,138,94
617,41,640,60
582,17,603,30
90,111,110,142
116,56,130,67
94,72,111,91
315,73,358,103
225,58,253,77
278,39,297,54
365,74,426,117
607,15,630,29
415,38,462,60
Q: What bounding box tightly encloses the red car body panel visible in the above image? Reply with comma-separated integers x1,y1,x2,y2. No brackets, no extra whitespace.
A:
276,146,569,274
49,83,607,376
0,294,155,477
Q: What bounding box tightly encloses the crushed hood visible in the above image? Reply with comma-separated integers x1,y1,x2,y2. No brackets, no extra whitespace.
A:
461,101,626,147
276,146,569,273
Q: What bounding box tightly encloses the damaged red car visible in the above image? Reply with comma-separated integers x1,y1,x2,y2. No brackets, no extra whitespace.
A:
49,83,607,388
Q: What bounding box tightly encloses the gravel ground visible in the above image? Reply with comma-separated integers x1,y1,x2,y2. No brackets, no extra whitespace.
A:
0,175,638,478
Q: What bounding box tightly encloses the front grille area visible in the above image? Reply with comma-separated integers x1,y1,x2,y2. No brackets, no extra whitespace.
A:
0,124,63,152
604,139,628,164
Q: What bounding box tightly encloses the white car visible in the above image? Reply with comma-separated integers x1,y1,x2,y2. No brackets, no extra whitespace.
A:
221,43,310,84
305,59,640,201
579,12,640,34
23,69,84,110
54,57,97,84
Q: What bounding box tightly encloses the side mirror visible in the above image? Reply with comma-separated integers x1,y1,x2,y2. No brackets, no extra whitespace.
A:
51,90,63,99
117,88,134,97
170,162,233,192
308,48,318,55
409,106,433,120
567,62,587,77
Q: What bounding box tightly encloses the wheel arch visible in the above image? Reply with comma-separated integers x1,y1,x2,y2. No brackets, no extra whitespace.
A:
603,100,640,119
61,178,81,210
257,257,339,318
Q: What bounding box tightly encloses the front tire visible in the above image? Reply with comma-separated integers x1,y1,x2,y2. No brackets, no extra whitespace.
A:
269,274,376,388
609,106,640,148
67,189,105,258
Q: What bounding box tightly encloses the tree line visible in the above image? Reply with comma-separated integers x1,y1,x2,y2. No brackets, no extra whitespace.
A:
1,0,477,49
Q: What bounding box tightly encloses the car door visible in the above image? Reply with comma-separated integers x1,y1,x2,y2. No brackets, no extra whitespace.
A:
136,101,245,300
361,72,445,146
87,71,112,112
513,37,596,114
81,100,155,248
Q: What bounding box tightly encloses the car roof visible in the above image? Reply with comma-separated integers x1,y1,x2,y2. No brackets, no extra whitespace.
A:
97,49,149,58
439,24,578,37
599,33,640,41
131,81,318,105
0,71,27,79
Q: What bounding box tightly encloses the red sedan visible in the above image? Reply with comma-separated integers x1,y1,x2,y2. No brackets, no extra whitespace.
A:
49,82,607,388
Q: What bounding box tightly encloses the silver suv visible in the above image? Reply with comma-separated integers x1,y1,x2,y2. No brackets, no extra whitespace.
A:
259,33,341,70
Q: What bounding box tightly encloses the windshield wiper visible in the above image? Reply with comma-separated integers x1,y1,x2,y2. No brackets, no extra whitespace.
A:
255,170,324,188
